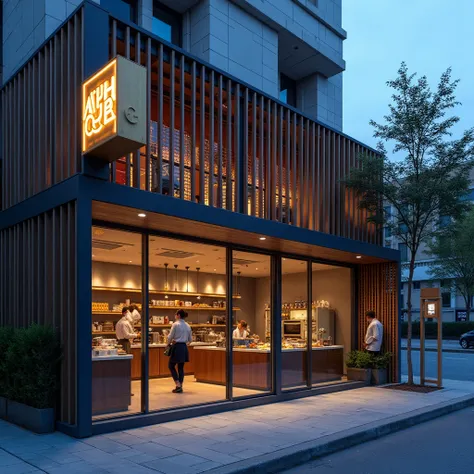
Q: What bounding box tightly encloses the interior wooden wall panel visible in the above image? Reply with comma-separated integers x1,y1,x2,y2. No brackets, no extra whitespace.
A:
0,203,78,425
358,263,399,382
1,10,83,210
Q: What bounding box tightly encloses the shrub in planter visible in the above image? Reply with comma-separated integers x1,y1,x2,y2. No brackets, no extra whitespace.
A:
0,327,14,419
371,352,391,385
5,324,62,433
346,350,373,383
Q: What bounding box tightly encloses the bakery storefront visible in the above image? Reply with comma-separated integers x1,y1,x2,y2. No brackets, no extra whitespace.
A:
91,226,354,421
0,2,400,438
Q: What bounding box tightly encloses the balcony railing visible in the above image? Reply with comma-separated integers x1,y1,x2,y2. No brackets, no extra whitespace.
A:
109,17,380,245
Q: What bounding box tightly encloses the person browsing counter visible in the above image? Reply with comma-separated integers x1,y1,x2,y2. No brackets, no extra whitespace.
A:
232,320,249,339
168,309,192,393
364,310,383,355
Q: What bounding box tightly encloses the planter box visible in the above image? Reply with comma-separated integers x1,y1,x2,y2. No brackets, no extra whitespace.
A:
7,400,54,434
371,368,388,385
0,397,6,419
347,367,372,383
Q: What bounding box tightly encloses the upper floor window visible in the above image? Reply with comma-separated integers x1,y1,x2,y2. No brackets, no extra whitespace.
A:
279,74,296,107
442,292,451,308
104,0,138,24
398,243,408,262
413,281,421,290
153,1,182,46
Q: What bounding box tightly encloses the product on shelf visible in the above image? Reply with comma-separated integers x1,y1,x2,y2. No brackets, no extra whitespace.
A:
92,302,109,312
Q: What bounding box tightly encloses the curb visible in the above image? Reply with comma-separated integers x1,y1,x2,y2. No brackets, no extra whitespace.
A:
401,347,474,354
207,394,474,474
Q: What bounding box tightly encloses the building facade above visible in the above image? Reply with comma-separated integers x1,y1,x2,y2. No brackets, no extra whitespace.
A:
2,0,345,130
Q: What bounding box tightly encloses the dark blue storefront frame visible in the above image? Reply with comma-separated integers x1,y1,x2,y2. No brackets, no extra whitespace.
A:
0,174,400,438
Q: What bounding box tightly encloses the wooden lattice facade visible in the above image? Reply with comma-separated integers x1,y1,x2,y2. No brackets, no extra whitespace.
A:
358,262,399,382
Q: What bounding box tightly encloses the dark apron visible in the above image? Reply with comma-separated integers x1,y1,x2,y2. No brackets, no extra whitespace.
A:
169,343,189,364
118,338,131,354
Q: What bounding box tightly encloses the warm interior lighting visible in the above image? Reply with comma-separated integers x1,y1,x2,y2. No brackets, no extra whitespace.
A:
356,255,362,259
259,237,266,241
138,213,146,217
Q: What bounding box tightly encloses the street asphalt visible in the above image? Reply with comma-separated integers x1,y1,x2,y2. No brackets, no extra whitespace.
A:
282,407,474,473
401,349,474,382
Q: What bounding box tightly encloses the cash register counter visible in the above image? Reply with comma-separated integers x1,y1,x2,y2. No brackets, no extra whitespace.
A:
193,345,344,390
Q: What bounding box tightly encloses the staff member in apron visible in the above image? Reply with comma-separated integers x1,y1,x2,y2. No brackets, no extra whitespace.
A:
115,306,136,353
168,309,192,393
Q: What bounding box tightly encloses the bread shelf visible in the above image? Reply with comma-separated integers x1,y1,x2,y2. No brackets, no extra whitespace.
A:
92,286,241,299
92,307,239,314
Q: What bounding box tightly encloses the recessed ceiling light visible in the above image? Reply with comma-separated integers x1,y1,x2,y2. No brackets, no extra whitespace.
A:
196,260,200,263
138,213,146,217
129,260,132,263
259,237,266,241
356,255,362,259
92,254,95,257
213,269,217,272
256,268,259,270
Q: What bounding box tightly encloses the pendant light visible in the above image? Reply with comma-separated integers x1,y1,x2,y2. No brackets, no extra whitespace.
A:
196,267,201,299
236,271,241,297
186,266,190,292
164,263,169,291
174,264,178,291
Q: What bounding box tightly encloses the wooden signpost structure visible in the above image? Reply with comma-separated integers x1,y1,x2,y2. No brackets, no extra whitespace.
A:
420,288,443,388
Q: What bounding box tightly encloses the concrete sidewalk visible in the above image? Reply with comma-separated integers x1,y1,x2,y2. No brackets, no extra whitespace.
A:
402,338,474,353
1,379,474,474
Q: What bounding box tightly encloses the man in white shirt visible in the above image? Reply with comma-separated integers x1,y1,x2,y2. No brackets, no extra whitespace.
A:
364,311,383,355
115,306,137,353
233,320,249,339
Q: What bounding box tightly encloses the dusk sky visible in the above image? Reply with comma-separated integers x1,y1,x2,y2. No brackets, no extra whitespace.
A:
342,0,473,157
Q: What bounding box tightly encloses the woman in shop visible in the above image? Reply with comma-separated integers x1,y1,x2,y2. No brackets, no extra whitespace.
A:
168,309,192,393
233,320,249,339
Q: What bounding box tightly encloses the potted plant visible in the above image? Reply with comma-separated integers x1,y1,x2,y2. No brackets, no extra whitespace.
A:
5,324,62,433
371,352,391,385
346,350,373,383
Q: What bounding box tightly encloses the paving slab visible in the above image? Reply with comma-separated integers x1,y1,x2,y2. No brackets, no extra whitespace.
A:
0,378,473,473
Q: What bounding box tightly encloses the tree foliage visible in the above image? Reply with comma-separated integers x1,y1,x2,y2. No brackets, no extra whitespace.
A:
344,62,474,384
428,210,474,320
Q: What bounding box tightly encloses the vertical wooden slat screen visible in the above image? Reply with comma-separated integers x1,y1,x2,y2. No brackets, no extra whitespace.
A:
358,262,399,382
1,10,83,210
104,14,383,244
0,203,78,425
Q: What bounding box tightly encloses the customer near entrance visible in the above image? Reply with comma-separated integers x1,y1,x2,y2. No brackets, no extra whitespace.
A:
364,311,383,355
233,320,249,339
115,306,137,354
168,309,192,393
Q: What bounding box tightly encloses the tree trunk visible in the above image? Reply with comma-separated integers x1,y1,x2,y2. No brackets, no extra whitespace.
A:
406,256,416,385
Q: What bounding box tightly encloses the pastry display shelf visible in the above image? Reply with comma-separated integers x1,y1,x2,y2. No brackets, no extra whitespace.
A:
92,307,240,315
92,286,241,299
92,323,230,336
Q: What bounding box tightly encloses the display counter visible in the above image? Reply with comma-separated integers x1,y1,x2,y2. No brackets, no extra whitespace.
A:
130,342,216,380
193,345,344,390
92,354,132,415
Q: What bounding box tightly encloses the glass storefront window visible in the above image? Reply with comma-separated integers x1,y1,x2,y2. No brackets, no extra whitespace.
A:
281,258,309,390
91,227,143,420
311,262,351,385
232,251,272,397
148,236,227,410
90,225,353,423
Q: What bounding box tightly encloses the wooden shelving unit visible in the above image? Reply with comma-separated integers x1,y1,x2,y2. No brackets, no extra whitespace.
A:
92,323,230,336
92,307,239,315
92,286,241,299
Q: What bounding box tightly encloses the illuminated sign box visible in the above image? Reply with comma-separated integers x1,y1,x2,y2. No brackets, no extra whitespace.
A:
82,56,146,161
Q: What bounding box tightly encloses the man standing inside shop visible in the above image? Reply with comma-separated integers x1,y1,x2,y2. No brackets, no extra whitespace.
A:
364,311,383,355
116,306,137,354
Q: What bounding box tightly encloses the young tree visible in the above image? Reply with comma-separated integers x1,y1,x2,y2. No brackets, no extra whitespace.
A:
428,210,474,321
344,63,474,384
